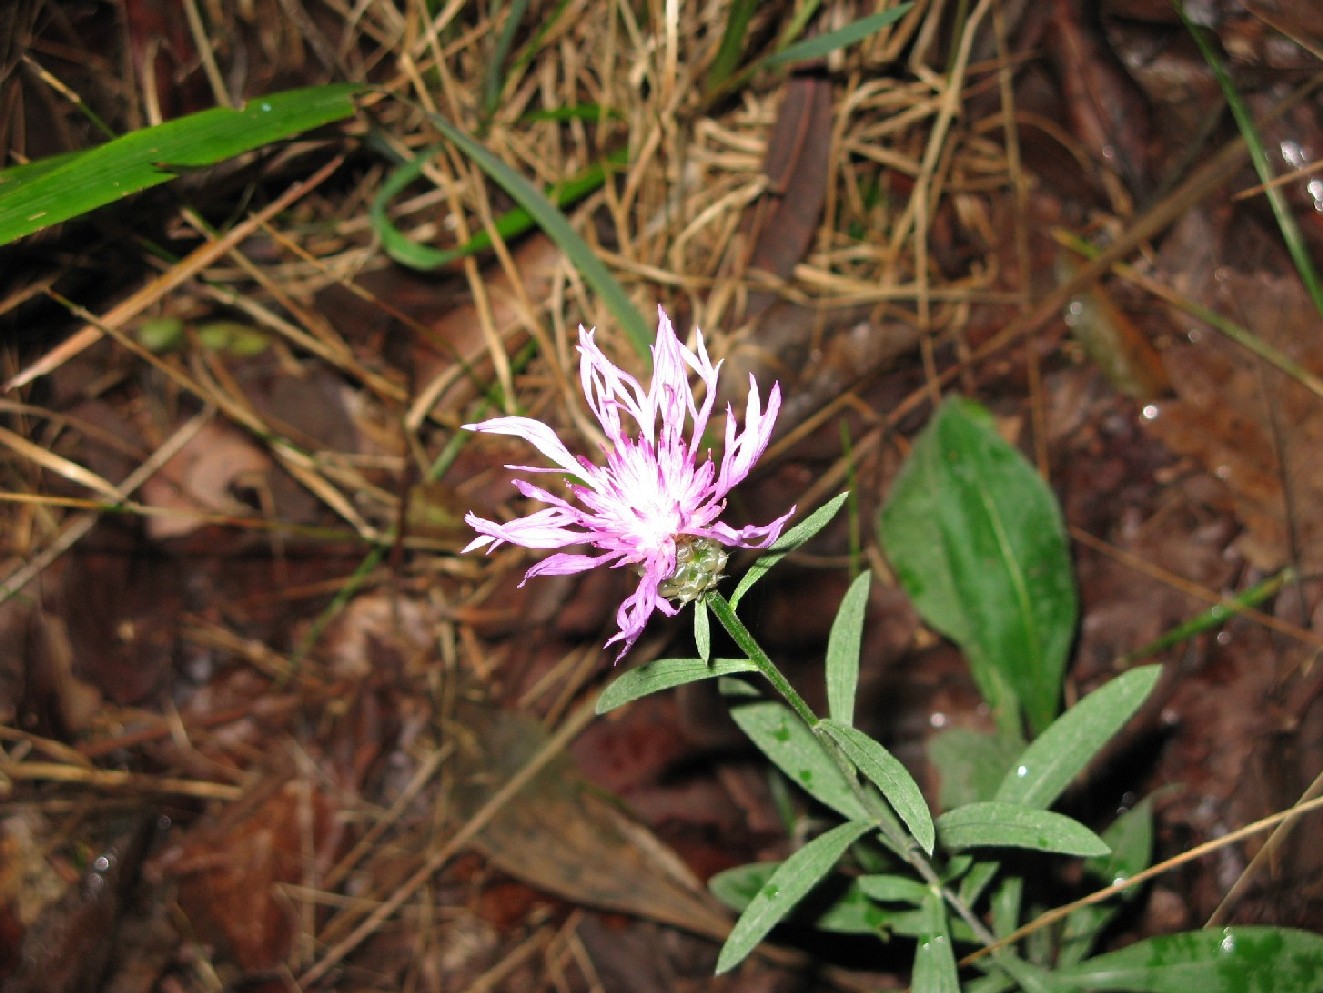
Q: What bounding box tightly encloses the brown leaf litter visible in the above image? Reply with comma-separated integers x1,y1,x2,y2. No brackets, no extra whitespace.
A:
3,0,1323,990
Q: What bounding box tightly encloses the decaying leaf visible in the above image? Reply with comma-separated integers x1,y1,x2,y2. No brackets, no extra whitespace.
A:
448,697,731,939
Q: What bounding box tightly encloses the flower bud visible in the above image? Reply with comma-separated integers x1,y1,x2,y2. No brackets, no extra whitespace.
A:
658,536,729,605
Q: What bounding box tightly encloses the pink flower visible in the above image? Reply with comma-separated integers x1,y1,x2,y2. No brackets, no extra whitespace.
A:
463,306,794,660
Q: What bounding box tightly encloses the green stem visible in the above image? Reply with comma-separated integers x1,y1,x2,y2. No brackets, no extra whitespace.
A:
705,591,819,728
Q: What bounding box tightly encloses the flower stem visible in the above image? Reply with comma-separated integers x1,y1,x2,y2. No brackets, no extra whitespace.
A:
705,592,818,728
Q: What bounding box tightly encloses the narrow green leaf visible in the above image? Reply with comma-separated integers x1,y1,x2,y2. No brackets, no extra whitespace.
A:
706,0,759,93
1054,927,1323,993
760,6,913,68
880,397,1077,735
857,874,930,905
1121,569,1292,666
957,859,1001,908
937,802,1109,857
729,698,866,821
1182,13,1323,320
371,142,626,270
424,111,652,361
596,657,756,714
731,492,849,608
715,820,871,974
709,861,776,910
1087,796,1154,890
812,879,893,935
481,0,532,121
712,864,899,937
994,666,1161,810
991,874,1024,943
694,601,712,662
913,889,960,993
1060,797,1157,966
965,973,1020,993
826,571,870,725
819,718,934,854
0,83,361,245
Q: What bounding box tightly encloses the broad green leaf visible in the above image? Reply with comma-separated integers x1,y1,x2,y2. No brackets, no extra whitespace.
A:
929,727,1023,809
819,718,934,853
913,889,960,993
729,698,866,821
879,397,1077,734
1054,927,1323,993
760,6,913,68
994,666,1161,810
937,802,1109,857
424,111,652,361
715,820,871,974
0,84,361,246
826,571,870,725
731,492,849,608
596,657,756,713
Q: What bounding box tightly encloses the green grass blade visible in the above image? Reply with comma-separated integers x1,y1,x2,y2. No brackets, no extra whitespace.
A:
0,83,361,246
760,5,912,68
372,144,627,271
425,111,651,361
481,0,533,123
1182,11,1323,318
707,0,760,93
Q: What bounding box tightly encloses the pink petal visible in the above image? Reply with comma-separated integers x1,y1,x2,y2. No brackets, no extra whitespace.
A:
464,508,584,551
716,378,780,496
464,415,584,477
524,550,618,579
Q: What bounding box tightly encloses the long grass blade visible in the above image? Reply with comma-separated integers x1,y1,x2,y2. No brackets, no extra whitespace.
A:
426,112,651,361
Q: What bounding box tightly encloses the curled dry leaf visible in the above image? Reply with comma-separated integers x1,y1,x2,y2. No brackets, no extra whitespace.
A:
139,421,272,540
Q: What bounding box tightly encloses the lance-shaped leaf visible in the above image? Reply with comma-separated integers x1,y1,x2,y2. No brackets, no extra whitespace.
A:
819,718,934,853
715,820,871,973
597,657,756,714
994,666,1161,810
937,802,1109,858
730,698,866,821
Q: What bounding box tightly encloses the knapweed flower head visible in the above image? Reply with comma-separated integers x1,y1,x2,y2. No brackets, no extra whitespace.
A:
463,306,794,660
